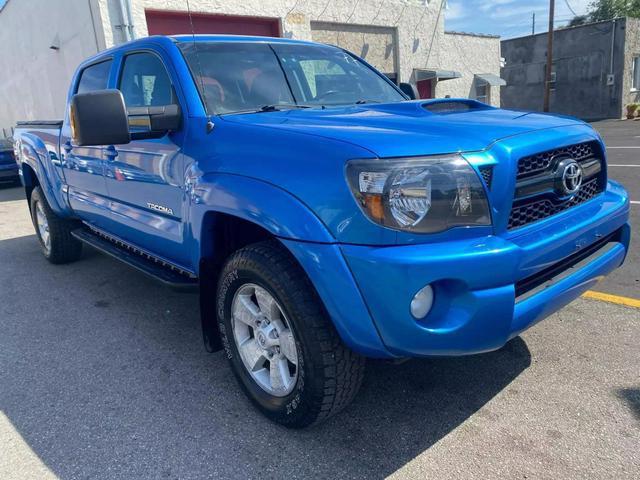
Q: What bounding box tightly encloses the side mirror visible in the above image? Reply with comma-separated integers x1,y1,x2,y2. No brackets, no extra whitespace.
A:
70,90,130,146
127,104,182,140
399,82,418,100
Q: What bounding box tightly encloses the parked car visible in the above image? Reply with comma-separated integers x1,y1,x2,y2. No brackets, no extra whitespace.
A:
0,137,19,185
13,35,631,428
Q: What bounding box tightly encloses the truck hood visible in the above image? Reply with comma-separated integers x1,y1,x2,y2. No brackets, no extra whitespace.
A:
222,100,586,158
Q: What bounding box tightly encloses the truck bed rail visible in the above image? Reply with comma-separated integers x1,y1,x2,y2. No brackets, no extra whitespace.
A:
16,120,63,129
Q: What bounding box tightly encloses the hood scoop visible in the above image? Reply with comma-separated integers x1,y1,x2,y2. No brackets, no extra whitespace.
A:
421,99,494,114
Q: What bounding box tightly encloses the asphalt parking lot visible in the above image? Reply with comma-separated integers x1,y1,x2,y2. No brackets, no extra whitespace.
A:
0,121,638,479
589,120,639,299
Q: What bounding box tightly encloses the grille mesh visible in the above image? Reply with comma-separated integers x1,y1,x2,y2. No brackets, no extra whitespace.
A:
508,179,601,230
517,142,595,178
478,166,493,189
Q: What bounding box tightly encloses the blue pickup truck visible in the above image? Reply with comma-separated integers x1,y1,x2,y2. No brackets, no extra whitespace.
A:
14,35,630,428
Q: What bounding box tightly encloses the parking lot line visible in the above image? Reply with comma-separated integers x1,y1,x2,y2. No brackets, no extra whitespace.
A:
631,201,640,205
583,290,640,308
607,146,640,149
608,164,640,167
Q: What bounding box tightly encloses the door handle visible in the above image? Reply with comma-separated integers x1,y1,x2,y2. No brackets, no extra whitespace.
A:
105,145,118,160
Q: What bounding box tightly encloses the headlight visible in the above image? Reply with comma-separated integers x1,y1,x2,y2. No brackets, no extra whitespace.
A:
346,155,491,233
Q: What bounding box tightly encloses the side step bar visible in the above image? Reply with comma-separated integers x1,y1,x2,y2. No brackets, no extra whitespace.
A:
71,228,198,292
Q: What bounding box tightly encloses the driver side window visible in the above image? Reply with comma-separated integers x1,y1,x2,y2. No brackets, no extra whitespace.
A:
118,52,175,108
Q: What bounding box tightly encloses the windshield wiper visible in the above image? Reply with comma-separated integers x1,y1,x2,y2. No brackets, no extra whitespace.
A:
257,104,310,113
223,105,311,115
354,99,381,105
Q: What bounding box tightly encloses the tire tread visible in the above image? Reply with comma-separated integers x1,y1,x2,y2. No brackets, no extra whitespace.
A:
220,240,365,427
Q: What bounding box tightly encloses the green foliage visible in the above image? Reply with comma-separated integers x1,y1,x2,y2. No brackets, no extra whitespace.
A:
587,0,640,22
568,15,589,26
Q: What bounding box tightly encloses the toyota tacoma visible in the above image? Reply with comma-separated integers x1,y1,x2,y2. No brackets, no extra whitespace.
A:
14,35,631,428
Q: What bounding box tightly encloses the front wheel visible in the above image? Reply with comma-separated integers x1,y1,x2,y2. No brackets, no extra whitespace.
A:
217,241,365,428
30,187,82,264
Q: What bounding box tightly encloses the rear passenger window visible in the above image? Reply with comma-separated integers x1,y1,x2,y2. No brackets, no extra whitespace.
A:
76,60,112,94
118,53,175,107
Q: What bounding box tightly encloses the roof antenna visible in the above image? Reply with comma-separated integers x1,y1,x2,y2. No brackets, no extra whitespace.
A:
185,0,214,133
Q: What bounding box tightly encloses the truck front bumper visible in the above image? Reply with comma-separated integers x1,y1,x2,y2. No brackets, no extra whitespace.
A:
337,181,630,358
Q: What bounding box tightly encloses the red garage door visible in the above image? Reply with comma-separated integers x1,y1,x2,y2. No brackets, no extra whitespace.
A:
145,10,281,37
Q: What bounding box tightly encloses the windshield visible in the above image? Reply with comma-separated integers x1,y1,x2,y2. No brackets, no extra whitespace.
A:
178,41,405,114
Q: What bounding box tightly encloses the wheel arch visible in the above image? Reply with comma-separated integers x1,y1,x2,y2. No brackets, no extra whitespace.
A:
195,210,389,358
192,174,336,352
20,162,39,206
15,134,67,215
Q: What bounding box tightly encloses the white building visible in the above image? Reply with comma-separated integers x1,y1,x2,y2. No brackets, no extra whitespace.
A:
0,0,504,134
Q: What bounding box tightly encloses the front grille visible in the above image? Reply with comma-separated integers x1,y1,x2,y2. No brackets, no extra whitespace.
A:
507,141,605,230
508,178,600,229
518,142,595,178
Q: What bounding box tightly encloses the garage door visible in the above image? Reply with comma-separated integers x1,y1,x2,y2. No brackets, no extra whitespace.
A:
145,10,280,37
310,22,397,78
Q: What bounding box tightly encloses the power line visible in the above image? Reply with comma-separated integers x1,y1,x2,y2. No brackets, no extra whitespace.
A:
425,0,445,67
345,0,361,23
562,0,579,17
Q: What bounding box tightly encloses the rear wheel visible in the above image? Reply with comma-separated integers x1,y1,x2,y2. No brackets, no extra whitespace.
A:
30,187,82,264
217,240,365,428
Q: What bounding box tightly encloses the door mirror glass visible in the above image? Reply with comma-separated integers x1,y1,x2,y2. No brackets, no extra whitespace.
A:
70,89,130,146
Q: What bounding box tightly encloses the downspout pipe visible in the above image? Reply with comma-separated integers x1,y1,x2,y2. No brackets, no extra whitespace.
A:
609,18,617,75
118,0,135,42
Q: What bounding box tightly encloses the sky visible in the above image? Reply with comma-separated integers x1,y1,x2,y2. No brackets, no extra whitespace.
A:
445,0,593,39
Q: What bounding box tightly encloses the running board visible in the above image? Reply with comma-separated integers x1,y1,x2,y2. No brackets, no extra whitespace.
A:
71,228,198,292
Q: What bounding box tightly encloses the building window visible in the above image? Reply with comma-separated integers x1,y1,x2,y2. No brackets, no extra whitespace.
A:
476,81,489,103
632,56,640,91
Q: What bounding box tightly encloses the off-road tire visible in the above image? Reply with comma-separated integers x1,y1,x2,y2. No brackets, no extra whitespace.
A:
217,240,365,428
30,186,83,264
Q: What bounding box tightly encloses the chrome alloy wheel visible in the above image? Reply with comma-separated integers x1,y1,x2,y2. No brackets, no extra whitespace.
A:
231,283,299,397
35,201,51,254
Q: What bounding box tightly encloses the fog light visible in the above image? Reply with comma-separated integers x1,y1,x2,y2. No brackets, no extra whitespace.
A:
410,285,434,319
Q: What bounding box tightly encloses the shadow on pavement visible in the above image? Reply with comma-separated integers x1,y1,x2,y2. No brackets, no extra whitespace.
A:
0,234,531,479
618,388,640,422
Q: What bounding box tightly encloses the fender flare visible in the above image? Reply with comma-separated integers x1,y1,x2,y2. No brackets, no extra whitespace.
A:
190,173,381,353
17,133,68,215
189,172,335,260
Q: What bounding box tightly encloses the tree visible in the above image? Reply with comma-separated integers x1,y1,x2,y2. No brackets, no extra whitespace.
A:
587,0,640,21
568,15,588,26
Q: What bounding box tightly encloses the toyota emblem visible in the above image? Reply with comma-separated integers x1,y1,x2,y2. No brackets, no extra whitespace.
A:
561,160,583,195
553,156,584,196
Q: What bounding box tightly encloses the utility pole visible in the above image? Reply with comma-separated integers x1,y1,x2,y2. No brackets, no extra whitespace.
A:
532,12,536,35
543,0,555,112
